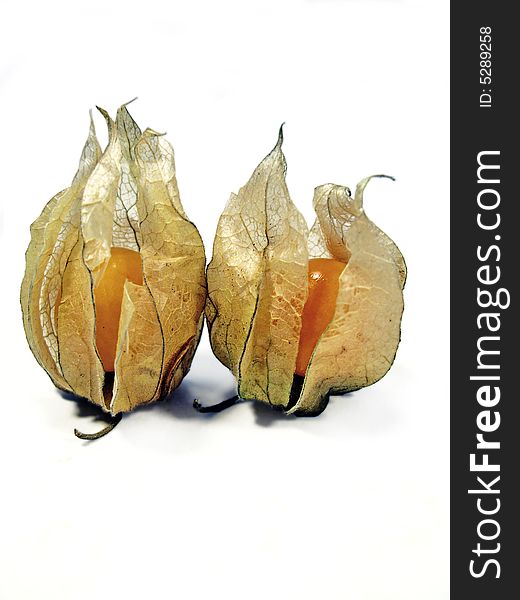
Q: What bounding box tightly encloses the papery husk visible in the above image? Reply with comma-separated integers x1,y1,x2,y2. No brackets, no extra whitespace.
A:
21,115,105,403
21,104,206,414
206,128,309,408
206,138,405,415
289,177,406,415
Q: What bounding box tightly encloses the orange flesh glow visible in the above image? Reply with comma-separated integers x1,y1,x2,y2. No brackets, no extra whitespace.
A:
93,247,144,372
295,258,346,377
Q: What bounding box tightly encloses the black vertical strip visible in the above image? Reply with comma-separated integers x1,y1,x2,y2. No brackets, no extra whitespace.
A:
451,2,518,597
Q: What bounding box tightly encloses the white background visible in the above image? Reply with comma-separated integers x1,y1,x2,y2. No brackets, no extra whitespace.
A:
0,1,449,598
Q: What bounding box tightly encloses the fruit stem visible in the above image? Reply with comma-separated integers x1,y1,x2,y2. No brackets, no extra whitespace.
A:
193,395,242,414
74,413,122,440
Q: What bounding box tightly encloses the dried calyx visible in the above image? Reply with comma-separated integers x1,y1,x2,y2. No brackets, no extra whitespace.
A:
204,128,406,415
21,103,206,434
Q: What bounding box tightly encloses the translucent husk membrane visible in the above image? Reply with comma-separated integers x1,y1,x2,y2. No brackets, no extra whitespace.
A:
21,104,206,415
206,129,406,415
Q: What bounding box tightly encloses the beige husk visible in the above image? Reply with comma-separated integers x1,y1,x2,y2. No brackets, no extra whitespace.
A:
206,129,308,408
206,135,406,415
21,104,206,414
